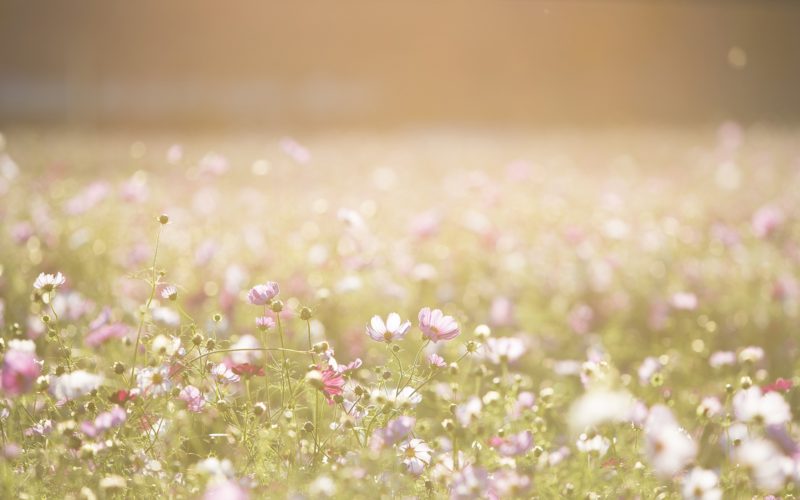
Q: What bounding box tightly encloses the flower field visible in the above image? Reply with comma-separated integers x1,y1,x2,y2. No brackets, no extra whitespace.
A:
1,125,800,498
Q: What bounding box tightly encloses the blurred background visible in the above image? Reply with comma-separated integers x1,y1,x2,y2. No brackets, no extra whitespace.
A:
1,0,799,131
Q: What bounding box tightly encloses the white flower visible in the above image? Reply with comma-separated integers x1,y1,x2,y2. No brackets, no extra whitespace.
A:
160,285,178,301
151,307,180,327
194,457,235,480
211,363,240,384
455,396,482,427
50,370,103,401
733,387,791,426
681,467,722,500
7,339,36,353
738,346,764,364
568,390,634,433
644,405,697,477
697,397,722,418
576,434,610,457
398,438,432,475
370,386,422,407
136,366,172,396
365,313,411,343
481,336,526,364
33,272,66,291
152,335,181,357
735,439,788,493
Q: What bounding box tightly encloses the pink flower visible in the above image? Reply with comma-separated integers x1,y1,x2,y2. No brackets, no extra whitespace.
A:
428,353,446,368
179,385,206,413
1,349,41,396
671,292,698,311
256,316,275,330
366,313,411,343
309,366,345,403
247,282,280,305
418,307,460,343
81,406,127,438
488,430,533,457
752,205,785,239
85,322,129,348
203,480,249,500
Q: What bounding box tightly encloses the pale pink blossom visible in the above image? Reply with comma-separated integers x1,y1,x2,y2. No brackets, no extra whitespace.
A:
1,349,41,396
247,282,280,305
418,307,460,343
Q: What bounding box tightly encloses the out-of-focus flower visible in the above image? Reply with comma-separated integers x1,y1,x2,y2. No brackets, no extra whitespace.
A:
152,335,181,357
366,313,411,343
398,438,432,475
697,397,722,418
577,433,611,457
488,430,533,457
671,292,698,311
449,466,490,499
644,405,696,477
681,467,722,500
179,385,206,413
733,387,791,426
709,351,736,368
160,285,178,301
738,346,765,364
568,390,633,433
482,336,526,365
231,363,265,377
247,282,280,305
418,307,460,343
568,303,594,335
455,396,482,427
229,335,263,365
752,205,785,238
81,406,127,438
763,378,793,394
735,439,787,493
50,371,103,401
203,480,249,500
370,416,415,450
638,357,662,385
1,348,41,396
33,272,66,292
256,316,275,330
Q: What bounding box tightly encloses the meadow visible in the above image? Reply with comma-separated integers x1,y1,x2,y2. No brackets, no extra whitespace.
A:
1,125,799,498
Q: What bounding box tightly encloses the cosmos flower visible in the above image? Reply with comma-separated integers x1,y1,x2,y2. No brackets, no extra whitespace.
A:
211,363,240,384
428,353,446,368
160,285,178,301
179,385,206,413
418,307,460,343
152,335,181,357
576,433,610,457
231,363,265,377
681,467,722,500
398,438,432,475
247,282,280,305
370,416,416,451
733,387,792,426
81,406,127,438
366,313,411,343
136,366,172,397
644,405,697,478
307,366,345,403
33,272,66,292
482,336,526,364
256,316,275,330
488,430,533,457
50,371,104,401
735,439,788,493
1,348,41,396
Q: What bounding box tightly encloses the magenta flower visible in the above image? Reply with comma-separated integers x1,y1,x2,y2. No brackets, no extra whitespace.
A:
315,366,345,403
1,349,41,396
418,307,460,343
247,282,280,305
